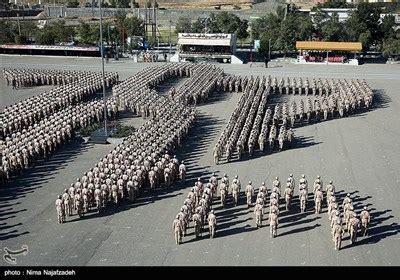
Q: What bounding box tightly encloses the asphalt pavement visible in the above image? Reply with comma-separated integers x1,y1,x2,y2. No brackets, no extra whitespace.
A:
0,55,399,266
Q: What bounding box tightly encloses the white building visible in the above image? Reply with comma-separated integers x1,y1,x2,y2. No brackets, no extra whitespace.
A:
170,33,243,64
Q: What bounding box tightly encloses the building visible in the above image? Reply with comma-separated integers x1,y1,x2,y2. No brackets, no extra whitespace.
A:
171,33,243,64
296,41,362,65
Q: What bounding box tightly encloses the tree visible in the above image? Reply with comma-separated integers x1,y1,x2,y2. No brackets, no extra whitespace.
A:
66,0,80,8
175,16,192,34
382,33,400,57
0,21,17,44
77,21,98,44
50,20,75,43
321,12,344,41
35,29,55,45
236,19,248,41
191,18,205,33
117,0,131,8
380,14,395,40
15,34,28,44
20,21,38,43
296,15,314,41
109,0,117,8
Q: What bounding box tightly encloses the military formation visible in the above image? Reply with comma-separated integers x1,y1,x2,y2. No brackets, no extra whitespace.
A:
214,76,374,163
2,68,103,89
173,173,219,244
52,63,230,222
192,173,371,249
1,63,373,254
0,69,119,185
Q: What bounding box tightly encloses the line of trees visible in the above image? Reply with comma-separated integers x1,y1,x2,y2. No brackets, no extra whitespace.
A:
0,13,144,50
254,3,399,57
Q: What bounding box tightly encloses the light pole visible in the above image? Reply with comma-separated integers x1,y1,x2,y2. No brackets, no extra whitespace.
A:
16,13,21,36
169,19,172,55
99,1,108,137
268,38,271,60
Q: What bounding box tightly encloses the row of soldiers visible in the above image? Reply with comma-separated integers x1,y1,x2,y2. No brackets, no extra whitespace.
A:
0,98,119,184
55,151,187,224
213,76,374,163
217,173,371,245
173,174,219,244
327,187,371,250
2,68,118,89
2,63,210,185
213,76,296,163
171,63,224,106
55,62,231,222
1,70,119,139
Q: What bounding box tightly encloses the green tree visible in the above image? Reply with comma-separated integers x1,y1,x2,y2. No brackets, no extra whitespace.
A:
66,0,79,8
359,30,372,51
321,12,343,41
191,18,205,33
15,34,28,44
109,0,117,8
117,0,131,8
175,16,192,34
50,20,75,43
380,14,395,40
35,29,55,45
0,21,18,44
20,21,38,43
382,33,400,57
236,19,249,41
77,21,98,44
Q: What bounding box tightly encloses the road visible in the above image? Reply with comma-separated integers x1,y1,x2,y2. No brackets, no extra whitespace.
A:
0,55,399,266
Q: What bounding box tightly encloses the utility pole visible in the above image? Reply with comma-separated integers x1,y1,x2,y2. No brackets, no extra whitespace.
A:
268,38,271,60
98,1,108,138
17,13,21,36
169,19,172,54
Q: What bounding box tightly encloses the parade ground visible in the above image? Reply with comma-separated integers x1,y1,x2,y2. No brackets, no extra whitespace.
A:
1,55,399,266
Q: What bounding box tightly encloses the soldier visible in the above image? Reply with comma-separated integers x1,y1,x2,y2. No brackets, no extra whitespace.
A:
287,174,295,191
254,202,263,228
94,185,103,212
284,183,293,211
75,190,83,218
349,216,360,244
299,174,308,194
179,160,186,183
360,206,371,236
232,175,241,189
192,209,202,238
231,179,241,206
314,186,323,214
332,219,343,250
272,176,281,193
208,210,217,238
55,195,65,224
62,189,72,217
245,181,254,208
299,188,307,213
222,173,229,190
313,175,322,195
259,181,268,197
342,193,352,210
269,208,279,238
219,180,228,207
172,215,183,245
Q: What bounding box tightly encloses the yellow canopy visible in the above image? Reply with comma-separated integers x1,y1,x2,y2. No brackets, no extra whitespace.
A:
296,41,362,52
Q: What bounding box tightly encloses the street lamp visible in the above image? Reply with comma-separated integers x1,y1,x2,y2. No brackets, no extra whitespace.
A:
99,1,108,138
